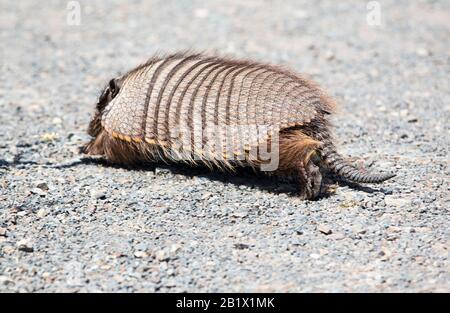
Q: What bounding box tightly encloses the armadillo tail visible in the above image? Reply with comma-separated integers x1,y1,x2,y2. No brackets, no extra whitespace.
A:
321,143,395,183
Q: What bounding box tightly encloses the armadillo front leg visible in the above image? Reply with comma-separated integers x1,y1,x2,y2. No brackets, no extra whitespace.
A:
298,160,322,200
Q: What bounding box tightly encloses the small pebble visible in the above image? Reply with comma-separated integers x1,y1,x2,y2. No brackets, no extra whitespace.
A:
155,249,170,261
352,225,367,234
30,188,47,196
134,251,148,258
16,240,34,253
2,246,15,255
90,189,106,200
0,276,14,286
318,224,332,235
416,48,430,57
379,247,392,261
35,181,49,191
170,244,182,254
324,51,335,61
329,233,345,240
36,209,47,218
234,243,250,250
232,210,249,218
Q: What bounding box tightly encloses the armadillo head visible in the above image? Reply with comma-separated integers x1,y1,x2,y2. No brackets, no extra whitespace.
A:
87,77,122,137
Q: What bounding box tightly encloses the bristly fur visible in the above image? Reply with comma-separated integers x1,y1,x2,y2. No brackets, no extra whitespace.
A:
83,51,395,199
277,129,322,172
83,125,322,174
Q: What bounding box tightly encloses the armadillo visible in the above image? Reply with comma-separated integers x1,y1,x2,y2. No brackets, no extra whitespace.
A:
83,52,395,199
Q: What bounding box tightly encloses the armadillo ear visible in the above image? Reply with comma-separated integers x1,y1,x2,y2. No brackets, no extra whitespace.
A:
96,84,110,110
109,79,117,97
109,78,122,98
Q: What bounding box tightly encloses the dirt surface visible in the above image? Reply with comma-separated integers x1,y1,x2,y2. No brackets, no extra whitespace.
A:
0,0,449,292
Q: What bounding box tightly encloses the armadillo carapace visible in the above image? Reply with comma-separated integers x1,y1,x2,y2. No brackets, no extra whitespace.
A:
84,52,394,199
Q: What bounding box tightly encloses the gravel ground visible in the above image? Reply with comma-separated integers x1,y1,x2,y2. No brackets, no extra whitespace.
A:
0,0,449,292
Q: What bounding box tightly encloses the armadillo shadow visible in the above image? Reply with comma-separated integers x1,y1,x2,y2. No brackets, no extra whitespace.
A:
65,157,390,199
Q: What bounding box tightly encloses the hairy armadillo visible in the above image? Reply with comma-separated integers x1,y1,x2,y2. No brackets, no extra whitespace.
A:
83,52,395,199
